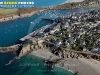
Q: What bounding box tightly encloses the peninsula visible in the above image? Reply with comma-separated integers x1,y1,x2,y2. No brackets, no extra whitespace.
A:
0,7,46,22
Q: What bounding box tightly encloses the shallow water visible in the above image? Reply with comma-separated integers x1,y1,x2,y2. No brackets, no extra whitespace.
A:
0,53,74,75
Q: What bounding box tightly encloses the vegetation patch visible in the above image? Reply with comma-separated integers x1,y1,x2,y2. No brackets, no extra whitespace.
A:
0,8,18,15
23,43,28,47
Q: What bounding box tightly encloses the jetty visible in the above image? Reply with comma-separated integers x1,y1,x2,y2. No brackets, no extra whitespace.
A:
0,44,19,52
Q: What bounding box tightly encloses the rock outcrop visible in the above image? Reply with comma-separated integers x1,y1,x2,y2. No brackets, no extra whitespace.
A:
18,44,31,58
18,38,45,58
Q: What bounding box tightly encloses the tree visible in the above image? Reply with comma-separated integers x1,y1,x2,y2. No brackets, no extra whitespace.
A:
75,44,83,51
60,22,64,35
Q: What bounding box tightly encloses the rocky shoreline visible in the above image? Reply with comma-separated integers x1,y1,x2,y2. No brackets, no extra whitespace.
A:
0,9,45,23
29,46,100,75
0,0,99,23
28,45,100,75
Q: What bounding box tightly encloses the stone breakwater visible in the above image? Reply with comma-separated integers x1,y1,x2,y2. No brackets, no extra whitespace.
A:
0,44,19,52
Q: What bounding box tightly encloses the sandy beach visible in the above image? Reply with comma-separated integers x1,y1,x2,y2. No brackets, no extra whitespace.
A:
55,57,100,75
30,48,60,61
70,0,84,3
30,49,100,75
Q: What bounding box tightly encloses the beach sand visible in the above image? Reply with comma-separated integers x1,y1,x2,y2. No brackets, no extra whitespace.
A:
70,0,84,3
30,49,100,75
30,48,60,61
56,58,100,75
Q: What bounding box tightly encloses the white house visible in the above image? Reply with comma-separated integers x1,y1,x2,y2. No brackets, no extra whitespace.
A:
68,34,71,37
62,22,69,28
50,30,56,34
91,48,98,53
52,38,62,46
80,40,85,45
98,38,100,41
83,47,87,52
68,37,74,43
56,41,62,46
65,40,69,46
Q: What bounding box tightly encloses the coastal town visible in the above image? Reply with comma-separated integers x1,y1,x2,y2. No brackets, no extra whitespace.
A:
1,7,100,75
16,6,100,60
0,0,100,75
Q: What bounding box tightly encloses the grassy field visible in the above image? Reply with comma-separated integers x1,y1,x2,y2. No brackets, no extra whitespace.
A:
0,8,18,15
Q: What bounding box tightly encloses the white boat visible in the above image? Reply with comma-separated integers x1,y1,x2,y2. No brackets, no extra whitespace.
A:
30,22,34,24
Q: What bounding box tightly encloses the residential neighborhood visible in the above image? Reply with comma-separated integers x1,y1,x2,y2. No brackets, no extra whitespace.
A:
32,9,100,55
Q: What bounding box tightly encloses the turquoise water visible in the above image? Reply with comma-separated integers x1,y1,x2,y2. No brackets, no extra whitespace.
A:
0,53,73,75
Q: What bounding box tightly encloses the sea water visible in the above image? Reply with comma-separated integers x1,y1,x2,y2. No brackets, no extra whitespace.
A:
0,9,87,47
0,52,73,75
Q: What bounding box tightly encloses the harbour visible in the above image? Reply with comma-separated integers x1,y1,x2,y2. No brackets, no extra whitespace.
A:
0,0,100,75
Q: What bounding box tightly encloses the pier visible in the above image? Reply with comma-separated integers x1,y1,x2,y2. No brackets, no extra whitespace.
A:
0,44,19,52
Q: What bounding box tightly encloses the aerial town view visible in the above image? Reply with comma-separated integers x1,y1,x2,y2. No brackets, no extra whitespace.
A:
0,0,100,75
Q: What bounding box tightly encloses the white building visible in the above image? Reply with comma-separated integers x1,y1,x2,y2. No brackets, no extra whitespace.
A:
83,47,87,52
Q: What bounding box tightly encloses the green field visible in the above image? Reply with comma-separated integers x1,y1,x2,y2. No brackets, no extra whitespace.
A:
0,8,18,15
